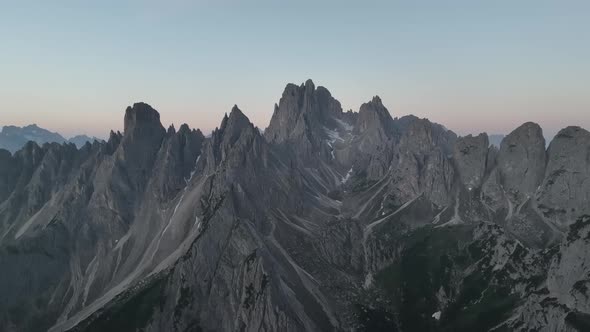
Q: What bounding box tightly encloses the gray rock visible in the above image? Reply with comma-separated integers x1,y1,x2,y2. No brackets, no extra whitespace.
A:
1,81,590,332
497,122,547,203
453,133,489,189
538,126,590,228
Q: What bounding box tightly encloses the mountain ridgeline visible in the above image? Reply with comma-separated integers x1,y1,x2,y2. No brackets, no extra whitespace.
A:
0,124,101,153
1,80,590,332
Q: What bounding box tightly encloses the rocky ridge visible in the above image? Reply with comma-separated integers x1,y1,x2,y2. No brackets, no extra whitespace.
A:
0,80,589,332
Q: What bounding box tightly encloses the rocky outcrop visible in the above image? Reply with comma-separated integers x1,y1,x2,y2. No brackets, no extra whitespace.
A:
351,97,395,180
537,126,590,228
355,96,394,142
497,122,547,203
118,102,166,191
386,116,457,207
265,80,343,145
265,80,354,166
454,133,489,190
152,124,204,202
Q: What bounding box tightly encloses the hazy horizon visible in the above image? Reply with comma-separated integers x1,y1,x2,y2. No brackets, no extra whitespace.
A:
2,1,589,139
0,91,576,143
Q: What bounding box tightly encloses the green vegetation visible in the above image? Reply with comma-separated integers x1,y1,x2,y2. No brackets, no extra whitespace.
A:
82,276,168,332
356,304,399,332
349,171,378,193
374,226,471,332
373,225,519,332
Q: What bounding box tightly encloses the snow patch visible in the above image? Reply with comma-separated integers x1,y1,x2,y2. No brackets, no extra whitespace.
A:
186,155,201,184
324,127,343,143
341,167,353,184
363,272,373,289
194,216,201,230
432,311,441,320
335,118,353,132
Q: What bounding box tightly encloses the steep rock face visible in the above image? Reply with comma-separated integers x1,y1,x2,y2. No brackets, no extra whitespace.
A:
118,102,166,192
386,116,457,207
392,115,457,156
103,130,122,155
153,124,204,202
201,106,268,175
0,141,101,332
453,133,489,190
355,96,394,144
0,141,92,242
265,80,343,145
497,122,547,203
477,123,556,248
351,97,396,180
265,80,354,166
537,126,590,228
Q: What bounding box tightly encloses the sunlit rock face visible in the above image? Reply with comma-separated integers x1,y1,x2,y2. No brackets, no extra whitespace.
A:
1,80,589,332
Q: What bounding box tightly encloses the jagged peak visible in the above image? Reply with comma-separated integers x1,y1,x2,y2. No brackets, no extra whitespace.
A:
167,124,176,135
360,95,387,112
355,95,394,135
104,130,122,154
266,80,343,146
107,130,122,144
193,128,204,138
124,102,164,134
201,105,265,171
219,105,251,133
281,79,331,100
230,104,247,119
12,140,43,161
215,105,256,145
178,123,190,134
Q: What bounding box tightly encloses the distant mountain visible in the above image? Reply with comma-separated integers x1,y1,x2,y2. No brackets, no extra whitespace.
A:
1,81,590,332
0,124,101,153
68,134,103,148
488,134,505,147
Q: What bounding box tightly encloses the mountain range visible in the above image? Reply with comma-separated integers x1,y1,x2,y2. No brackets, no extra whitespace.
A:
1,80,589,332
0,124,102,153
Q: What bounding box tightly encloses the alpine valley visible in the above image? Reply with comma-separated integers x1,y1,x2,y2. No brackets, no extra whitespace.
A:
1,80,590,332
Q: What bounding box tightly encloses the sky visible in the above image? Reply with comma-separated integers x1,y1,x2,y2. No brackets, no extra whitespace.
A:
1,0,589,139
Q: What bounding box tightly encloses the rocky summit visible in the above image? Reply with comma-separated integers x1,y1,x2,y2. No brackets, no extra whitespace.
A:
1,80,590,332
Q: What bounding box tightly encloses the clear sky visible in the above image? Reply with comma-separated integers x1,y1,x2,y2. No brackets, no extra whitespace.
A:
1,0,589,139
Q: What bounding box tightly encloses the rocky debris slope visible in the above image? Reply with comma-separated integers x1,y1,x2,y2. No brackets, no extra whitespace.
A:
0,80,589,332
